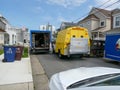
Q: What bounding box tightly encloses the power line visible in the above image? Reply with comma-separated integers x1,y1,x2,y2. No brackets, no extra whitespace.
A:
96,0,113,8
90,0,120,18
91,0,120,15
73,0,112,22
73,0,120,22
91,0,120,19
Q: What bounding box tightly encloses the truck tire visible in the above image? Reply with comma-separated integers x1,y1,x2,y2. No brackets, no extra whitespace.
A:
58,51,63,59
67,54,71,58
52,48,55,54
80,54,83,58
30,49,33,54
30,50,32,54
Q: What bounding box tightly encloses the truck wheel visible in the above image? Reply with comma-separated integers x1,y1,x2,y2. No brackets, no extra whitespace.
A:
33,49,35,53
67,54,71,58
30,49,34,54
80,54,83,58
30,50,33,54
58,52,63,59
52,49,55,54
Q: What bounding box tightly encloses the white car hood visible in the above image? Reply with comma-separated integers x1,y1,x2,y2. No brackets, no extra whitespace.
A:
50,67,120,90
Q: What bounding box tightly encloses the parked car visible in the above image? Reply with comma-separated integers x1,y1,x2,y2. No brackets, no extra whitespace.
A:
49,67,120,90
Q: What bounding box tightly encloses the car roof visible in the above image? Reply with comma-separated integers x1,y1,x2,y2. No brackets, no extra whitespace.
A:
56,67,120,88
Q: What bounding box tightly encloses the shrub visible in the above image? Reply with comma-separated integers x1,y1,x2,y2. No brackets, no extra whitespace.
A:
22,47,29,58
0,49,3,55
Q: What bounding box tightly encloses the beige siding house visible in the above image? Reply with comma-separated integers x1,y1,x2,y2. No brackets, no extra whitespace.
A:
78,7,112,40
112,9,120,29
105,9,120,34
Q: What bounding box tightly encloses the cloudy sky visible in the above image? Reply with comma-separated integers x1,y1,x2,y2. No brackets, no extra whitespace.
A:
0,0,120,29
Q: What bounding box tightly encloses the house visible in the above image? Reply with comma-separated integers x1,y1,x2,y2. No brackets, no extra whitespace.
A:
78,7,112,40
18,27,29,45
105,8,120,34
0,14,29,45
0,19,6,45
0,16,8,45
112,9,120,29
5,27,29,45
60,22,78,30
104,9,120,61
0,15,17,45
39,23,56,34
39,23,56,40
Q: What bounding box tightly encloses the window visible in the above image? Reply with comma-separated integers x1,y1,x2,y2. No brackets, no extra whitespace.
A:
80,35,83,38
115,16,120,27
89,75,120,86
67,74,120,89
80,24,83,27
100,20,105,27
73,35,75,38
87,21,90,25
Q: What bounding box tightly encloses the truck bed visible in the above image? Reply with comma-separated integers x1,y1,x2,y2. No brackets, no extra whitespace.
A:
30,30,51,53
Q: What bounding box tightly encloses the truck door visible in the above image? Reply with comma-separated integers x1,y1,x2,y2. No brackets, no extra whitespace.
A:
32,34,35,48
69,38,89,54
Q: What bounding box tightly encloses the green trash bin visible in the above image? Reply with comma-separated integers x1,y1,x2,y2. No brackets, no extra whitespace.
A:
15,46,24,60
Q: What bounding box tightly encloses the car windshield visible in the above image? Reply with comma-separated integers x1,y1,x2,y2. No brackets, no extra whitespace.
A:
67,73,120,89
89,75,120,86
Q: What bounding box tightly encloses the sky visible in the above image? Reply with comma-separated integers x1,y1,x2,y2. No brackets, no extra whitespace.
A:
0,0,120,30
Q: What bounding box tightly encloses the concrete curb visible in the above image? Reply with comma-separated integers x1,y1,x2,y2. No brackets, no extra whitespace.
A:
30,55,49,90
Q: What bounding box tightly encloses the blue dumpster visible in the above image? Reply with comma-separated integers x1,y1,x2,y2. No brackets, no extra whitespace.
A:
105,34,120,61
4,46,16,62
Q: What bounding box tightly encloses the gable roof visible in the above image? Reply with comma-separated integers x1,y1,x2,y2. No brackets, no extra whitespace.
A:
60,22,78,30
61,22,78,26
95,8,111,17
90,7,111,17
78,14,99,23
78,8,112,24
112,8,120,15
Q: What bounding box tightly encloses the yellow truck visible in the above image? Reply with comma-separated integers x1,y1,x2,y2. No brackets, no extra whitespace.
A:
55,26,90,58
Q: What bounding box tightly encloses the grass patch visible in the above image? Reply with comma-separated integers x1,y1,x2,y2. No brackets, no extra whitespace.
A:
22,47,29,58
0,49,3,55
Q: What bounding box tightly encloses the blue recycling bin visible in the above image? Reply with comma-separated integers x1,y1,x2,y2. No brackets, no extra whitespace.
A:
4,46,16,62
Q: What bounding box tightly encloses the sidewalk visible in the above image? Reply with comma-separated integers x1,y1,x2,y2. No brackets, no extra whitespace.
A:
0,54,34,90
